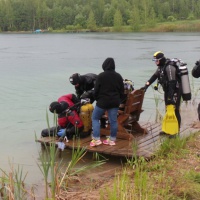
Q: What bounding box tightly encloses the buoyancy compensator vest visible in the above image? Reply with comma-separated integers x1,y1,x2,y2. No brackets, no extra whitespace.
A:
79,103,94,133
170,58,191,101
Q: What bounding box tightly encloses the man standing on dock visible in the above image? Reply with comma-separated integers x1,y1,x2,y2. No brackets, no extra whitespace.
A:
141,51,183,136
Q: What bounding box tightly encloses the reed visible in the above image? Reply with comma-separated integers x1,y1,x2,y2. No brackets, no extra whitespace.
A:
151,86,163,123
59,141,105,189
35,110,106,199
0,162,35,200
35,110,62,199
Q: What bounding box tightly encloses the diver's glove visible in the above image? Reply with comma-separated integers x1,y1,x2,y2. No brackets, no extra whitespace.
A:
57,128,66,137
140,84,149,92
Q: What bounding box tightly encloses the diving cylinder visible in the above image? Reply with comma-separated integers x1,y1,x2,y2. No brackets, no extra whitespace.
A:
179,64,191,101
79,103,94,133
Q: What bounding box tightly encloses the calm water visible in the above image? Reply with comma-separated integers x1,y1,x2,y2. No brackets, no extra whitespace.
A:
0,32,200,186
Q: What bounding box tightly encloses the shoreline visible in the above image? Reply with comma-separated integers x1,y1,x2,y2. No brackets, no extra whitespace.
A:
1,19,200,34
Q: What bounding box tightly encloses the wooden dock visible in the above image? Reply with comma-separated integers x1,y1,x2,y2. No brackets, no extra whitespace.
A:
37,90,200,159
36,121,198,159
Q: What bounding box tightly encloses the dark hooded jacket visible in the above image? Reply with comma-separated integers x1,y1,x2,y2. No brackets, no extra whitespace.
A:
94,58,124,109
74,73,97,103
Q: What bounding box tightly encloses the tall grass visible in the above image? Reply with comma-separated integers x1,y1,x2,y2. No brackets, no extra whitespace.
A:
0,162,35,200
36,110,106,199
102,132,200,200
156,135,188,158
103,158,158,200
35,110,62,199
151,86,163,123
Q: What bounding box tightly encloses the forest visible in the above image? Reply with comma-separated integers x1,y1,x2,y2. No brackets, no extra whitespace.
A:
0,0,200,32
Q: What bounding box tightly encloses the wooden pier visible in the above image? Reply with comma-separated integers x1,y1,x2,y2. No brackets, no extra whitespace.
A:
36,89,200,159
36,121,197,159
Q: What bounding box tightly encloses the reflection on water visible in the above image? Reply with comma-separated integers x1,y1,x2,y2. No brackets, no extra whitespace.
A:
0,32,200,186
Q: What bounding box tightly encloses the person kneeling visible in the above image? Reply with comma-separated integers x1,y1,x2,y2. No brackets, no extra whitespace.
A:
41,94,88,140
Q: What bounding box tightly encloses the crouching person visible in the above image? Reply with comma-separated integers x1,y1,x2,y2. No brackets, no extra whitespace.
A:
41,94,86,140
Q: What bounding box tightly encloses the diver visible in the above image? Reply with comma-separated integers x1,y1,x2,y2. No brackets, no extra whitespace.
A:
41,94,90,140
69,73,97,103
192,59,200,121
141,51,183,136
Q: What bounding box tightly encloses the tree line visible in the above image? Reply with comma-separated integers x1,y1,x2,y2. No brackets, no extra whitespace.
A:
0,0,200,32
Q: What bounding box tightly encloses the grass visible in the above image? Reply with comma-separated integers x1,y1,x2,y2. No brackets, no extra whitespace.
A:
0,161,35,200
103,132,200,200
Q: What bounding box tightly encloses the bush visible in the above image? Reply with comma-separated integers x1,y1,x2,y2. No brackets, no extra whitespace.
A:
167,16,176,22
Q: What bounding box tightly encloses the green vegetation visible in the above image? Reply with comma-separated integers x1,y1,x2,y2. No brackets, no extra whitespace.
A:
1,0,200,32
103,133,200,200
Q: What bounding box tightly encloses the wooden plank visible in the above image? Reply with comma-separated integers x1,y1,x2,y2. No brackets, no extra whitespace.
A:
65,137,92,148
108,140,136,157
136,125,161,144
87,138,131,155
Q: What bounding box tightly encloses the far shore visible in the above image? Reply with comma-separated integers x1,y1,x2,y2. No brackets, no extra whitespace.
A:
1,19,200,34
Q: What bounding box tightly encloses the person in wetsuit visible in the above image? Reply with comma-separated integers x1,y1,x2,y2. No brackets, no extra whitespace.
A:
41,94,87,140
192,59,200,120
69,73,97,103
141,51,182,135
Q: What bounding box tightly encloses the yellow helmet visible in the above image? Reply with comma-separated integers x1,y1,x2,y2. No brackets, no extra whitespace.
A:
152,51,164,61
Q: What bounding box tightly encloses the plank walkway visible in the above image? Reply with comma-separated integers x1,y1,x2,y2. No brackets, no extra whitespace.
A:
36,121,199,159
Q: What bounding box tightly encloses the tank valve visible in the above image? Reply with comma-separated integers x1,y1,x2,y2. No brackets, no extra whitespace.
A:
154,85,158,90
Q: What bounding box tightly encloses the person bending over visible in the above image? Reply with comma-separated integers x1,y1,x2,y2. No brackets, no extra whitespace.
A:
69,73,97,103
41,94,86,140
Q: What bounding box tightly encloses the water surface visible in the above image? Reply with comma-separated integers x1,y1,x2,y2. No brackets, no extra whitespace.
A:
0,32,199,186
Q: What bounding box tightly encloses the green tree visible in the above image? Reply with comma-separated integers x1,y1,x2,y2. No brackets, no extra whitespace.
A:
74,13,86,28
103,4,115,26
147,7,156,28
129,5,140,31
114,9,122,31
4,0,15,31
87,10,97,30
91,0,105,26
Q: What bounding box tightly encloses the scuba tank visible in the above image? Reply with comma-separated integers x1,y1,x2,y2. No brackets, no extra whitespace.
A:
171,58,191,101
79,103,94,133
119,79,134,111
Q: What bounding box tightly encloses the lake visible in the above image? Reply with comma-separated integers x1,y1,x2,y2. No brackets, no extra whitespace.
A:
0,32,200,187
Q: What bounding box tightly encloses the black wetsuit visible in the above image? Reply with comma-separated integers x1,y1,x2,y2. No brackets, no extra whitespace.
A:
147,59,182,129
74,73,97,103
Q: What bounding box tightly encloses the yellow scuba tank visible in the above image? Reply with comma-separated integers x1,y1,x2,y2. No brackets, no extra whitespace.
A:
79,103,94,133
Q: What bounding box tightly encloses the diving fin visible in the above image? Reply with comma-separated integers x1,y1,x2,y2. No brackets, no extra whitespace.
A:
162,105,179,135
